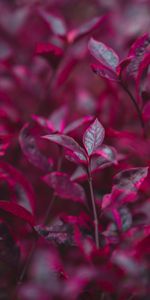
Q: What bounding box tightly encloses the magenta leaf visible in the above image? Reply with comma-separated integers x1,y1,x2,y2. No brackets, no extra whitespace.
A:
43,133,87,162
48,105,68,133
71,157,112,181
64,116,93,134
32,115,53,131
35,219,74,246
0,134,11,156
88,38,119,71
111,207,132,232
0,201,34,226
135,53,150,106
83,118,105,156
91,63,119,81
142,101,150,121
38,10,67,37
35,42,63,67
93,144,118,164
19,123,53,172
67,15,106,43
65,149,87,165
0,161,35,213
127,33,150,77
111,167,149,205
43,172,86,203
114,167,149,191
116,56,134,78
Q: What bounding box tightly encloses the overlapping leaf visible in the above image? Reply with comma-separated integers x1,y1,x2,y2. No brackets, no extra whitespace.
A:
19,123,53,172
43,172,86,203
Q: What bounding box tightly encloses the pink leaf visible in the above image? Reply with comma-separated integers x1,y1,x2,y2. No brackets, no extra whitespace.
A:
114,167,149,191
93,144,118,164
43,172,86,203
0,134,11,156
91,63,119,81
19,123,53,172
116,56,134,77
39,10,67,37
135,53,150,107
71,157,111,181
35,42,63,67
65,150,87,165
88,38,119,71
35,219,74,246
48,105,68,133
142,101,150,121
0,161,35,213
83,118,105,155
0,201,34,226
64,116,93,134
127,33,150,78
43,133,87,162
67,15,106,43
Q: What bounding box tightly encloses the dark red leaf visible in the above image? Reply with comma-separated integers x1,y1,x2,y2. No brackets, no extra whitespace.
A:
43,133,87,162
0,201,34,226
0,134,11,156
35,219,74,246
35,42,63,67
0,161,35,213
114,167,149,191
127,33,150,78
67,15,106,43
64,116,93,134
19,123,53,172
43,172,86,203
136,52,150,106
91,63,119,81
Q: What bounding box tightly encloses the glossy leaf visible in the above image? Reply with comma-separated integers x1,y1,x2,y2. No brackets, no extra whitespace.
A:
0,201,34,226
64,116,93,134
93,144,118,164
43,133,87,162
127,33,150,77
43,172,86,203
88,38,119,71
114,167,149,192
83,118,105,155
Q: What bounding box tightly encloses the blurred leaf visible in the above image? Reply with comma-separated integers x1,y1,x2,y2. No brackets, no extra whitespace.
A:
43,172,86,203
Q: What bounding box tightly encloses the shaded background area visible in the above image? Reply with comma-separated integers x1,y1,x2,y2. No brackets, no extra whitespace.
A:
0,0,150,299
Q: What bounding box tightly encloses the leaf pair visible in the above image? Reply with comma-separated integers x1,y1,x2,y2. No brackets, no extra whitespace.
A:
43,118,105,163
88,33,150,89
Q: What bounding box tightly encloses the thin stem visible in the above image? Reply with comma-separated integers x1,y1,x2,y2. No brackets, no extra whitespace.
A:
87,165,99,249
120,80,146,137
43,146,63,226
12,234,38,300
43,192,56,226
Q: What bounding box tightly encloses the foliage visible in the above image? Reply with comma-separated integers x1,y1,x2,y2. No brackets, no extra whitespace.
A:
0,0,150,299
